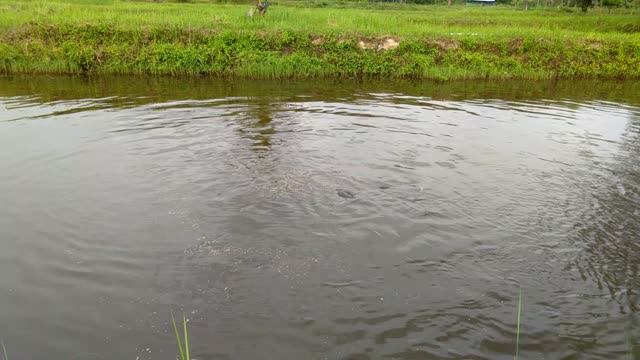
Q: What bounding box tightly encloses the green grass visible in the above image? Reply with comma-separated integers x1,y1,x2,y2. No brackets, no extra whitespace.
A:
0,0,638,40
171,311,191,360
0,0,639,78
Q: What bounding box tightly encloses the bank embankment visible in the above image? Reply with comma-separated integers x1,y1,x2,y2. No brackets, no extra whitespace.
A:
2,24,639,79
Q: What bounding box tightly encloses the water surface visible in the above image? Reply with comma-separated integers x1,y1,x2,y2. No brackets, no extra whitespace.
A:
0,76,639,360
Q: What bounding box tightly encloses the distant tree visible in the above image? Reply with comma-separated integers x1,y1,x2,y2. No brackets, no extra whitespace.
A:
602,0,623,10
578,0,592,11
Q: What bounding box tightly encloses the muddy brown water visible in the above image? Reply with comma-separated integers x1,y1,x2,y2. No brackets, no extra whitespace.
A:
0,76,639,360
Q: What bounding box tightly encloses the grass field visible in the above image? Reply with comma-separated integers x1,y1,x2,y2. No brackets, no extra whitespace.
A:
1,0,638,39
0,0,639,79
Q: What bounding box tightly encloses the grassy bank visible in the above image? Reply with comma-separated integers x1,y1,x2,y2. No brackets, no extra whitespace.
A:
0,0,639,79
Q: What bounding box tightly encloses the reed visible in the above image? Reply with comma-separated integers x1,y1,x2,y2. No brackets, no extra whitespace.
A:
171,311,191,360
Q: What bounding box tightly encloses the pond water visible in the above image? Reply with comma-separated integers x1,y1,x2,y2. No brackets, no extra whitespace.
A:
0,76,639,360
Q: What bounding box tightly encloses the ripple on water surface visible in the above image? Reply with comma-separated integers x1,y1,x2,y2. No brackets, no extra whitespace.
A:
0,77,639,360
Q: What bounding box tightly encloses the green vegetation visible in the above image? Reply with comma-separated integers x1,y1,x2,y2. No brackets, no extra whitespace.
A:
0,0,639,79
171,311,191,360
602,0,625,10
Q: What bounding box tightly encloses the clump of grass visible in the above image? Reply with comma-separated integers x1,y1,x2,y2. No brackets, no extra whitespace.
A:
171,311,191,360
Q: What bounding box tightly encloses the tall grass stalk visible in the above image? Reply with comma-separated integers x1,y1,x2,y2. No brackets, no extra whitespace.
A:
170,311,190,360
183,314,190,360
515,287,522,360
2,339,7,360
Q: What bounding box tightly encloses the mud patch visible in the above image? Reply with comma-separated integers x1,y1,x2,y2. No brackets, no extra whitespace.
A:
432,39,459,51
358,36,400,51
586,41,603,50
509,38,523,52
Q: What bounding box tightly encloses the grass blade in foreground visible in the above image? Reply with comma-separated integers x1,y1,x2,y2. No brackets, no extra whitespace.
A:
183,314,190,360
171,311,186,360
516,288,522,360
2,340,7,360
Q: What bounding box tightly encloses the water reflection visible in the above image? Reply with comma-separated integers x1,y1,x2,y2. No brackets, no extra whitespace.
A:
237,98,277,150
1,76,640,109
